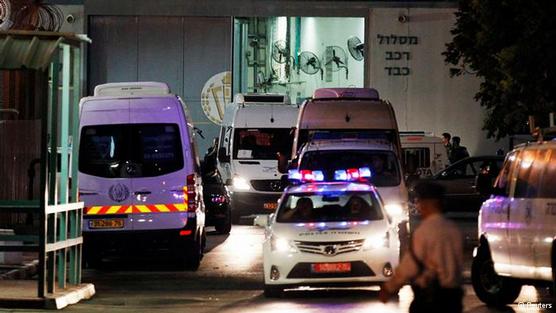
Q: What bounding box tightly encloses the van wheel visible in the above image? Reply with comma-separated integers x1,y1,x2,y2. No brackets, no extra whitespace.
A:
471,247,522,306
215,213,232,235
263,285,283,298
83,244,102,269
184,234,202,271
174,234,202,271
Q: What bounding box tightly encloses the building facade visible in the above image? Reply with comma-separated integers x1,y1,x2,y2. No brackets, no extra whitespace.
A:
51,0,507,155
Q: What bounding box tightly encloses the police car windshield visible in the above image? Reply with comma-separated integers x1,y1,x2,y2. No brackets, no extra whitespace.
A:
299,150,401,187
276,191,383,223
233,128,293,160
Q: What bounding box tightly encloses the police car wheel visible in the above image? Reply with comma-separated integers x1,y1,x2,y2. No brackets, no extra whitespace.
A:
263,285,283,298
471,249,522,306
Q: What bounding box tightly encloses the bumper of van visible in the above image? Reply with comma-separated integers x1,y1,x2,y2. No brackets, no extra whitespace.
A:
230,192,281,219
83,222,198,254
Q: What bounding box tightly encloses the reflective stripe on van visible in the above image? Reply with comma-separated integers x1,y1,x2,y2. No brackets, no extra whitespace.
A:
85,203,188,215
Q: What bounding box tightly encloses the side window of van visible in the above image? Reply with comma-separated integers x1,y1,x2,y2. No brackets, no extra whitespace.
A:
402,148,431,169
514,149,545,198
538,149,556,198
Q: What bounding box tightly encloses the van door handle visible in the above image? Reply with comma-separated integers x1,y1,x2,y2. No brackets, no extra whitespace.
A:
134,191,152,195
79,191,98,196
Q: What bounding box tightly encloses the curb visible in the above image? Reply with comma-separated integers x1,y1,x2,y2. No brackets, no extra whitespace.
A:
0,284,95,310
45,283,96,310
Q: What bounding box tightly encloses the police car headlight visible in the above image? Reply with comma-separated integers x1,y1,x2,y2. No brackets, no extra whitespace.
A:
363,232,390,250
232,176,251,191
384,203,404,216
271,236,297,253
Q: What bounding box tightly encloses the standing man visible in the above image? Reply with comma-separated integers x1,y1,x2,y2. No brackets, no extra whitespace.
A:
379,181,464,313
441,132,453,162
450,136,470,163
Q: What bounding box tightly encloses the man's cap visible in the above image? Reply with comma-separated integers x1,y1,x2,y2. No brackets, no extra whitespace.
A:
412,181,445,200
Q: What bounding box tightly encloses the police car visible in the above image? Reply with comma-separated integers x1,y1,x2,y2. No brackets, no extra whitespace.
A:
260,167,400,297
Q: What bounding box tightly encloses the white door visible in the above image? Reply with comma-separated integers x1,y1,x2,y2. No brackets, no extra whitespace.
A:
508,149,544,278
535,148,556,281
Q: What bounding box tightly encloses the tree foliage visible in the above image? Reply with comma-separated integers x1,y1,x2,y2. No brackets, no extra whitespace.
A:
444,0,556,139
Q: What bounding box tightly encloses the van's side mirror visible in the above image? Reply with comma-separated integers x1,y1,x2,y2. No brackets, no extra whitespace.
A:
218,147,230,163
277,153,290,174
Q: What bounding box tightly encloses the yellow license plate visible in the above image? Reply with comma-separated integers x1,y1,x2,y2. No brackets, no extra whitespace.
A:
264,202,278,210
89,219,124,229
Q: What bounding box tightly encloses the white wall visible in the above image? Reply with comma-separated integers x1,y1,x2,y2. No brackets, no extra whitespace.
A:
368,8,507,155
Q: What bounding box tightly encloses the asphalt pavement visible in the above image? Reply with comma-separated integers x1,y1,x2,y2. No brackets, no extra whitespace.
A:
0,225,553,313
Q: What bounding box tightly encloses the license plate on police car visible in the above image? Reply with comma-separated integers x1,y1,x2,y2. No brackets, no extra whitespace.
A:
89,219,124,229
264,202,277,210
311,262,352,273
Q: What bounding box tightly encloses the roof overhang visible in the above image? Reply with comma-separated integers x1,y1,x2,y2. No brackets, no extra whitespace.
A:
0,30,91,71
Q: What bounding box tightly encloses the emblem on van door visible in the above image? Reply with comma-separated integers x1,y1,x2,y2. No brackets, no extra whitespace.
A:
109,184,130,202
324,245,338,256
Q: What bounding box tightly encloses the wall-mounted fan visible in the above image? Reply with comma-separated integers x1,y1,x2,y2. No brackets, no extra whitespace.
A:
324,46,349,80
271,40,290,64
0,0,13,30
347,36,364,61
297,51,323,80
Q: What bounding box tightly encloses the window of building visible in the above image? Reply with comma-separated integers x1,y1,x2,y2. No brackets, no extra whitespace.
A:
233,17,365,103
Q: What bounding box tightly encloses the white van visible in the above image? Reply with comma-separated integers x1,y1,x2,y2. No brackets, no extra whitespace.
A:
400,132,448,178
291,88,401,158
217,93,299,223
78,82,205,270
472,140,556,306
284,88,409,249
288,88,408,220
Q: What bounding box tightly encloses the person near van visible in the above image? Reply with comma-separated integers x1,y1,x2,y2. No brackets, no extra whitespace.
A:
449,136,470,163
441,132,453,160
203,137,219,174
379,181,464,313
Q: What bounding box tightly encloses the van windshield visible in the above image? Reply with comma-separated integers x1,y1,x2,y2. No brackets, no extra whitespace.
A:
79,124,184,178
299,150,401,187
276,191,383,223
233,128,293,160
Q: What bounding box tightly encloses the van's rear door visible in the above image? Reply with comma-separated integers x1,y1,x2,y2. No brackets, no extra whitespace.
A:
79,99,135,232
129,97,190,231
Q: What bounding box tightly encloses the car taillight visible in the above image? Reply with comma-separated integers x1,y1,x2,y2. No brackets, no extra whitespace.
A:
184,174,196,211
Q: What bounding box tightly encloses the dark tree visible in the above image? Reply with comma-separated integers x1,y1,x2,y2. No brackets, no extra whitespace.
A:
444,0,556,140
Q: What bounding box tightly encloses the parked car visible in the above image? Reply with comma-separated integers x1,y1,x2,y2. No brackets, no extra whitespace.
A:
201,165,232,235
413,156,504,217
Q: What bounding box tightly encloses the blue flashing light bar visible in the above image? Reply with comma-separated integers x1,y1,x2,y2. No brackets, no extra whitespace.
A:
291,167,371,183
288,169,302,181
